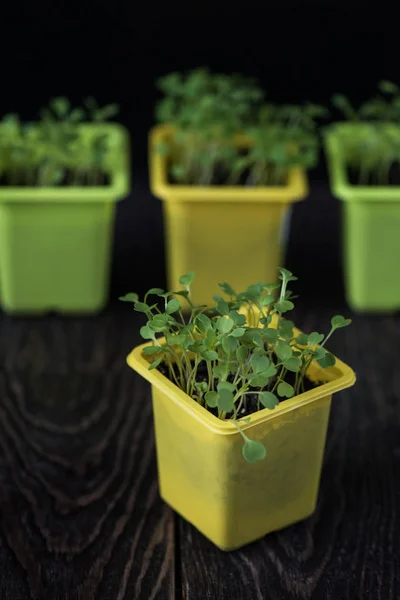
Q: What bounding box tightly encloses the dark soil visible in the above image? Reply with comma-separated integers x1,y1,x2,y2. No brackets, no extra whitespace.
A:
348,164,400,186
159,360,316,419
0,169,111,187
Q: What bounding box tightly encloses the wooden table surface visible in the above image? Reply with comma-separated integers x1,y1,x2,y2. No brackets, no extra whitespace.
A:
0,303,399,600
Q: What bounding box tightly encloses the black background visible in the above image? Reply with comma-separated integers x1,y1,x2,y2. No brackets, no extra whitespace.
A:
0,1,392,306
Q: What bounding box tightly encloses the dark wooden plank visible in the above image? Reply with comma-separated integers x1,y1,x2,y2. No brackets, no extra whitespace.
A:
178,309,400,600
0,309,175,600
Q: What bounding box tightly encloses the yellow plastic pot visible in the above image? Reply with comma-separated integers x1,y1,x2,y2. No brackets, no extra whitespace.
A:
127,327,355,551
149,125,308,307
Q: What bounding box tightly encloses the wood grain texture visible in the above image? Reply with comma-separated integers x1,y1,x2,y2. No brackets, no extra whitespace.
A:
0,309,174,600
179,309,400,600
1,305,399,600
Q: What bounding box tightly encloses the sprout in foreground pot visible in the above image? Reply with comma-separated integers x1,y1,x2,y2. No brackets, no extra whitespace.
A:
155,68,327,186
328,80,400,185
0,97,119,187
120,268,351,463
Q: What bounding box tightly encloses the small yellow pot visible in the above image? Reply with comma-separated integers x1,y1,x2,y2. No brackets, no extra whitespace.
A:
127,328,355,551
149,125,308,307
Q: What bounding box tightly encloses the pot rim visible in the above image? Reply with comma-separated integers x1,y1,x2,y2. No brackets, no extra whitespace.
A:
127,324,356,436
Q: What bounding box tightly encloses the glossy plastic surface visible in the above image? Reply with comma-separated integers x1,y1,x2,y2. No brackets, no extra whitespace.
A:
0,124,130,314
325,125,400,312
150,125,308,307
127,327,355,550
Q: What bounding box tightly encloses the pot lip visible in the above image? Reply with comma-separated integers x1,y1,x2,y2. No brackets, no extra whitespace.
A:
325,124,400,201
0,123,130,203
126,325,356,436
149,124,308,203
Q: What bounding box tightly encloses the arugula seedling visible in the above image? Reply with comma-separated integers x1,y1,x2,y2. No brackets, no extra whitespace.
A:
0,97,120,187
121,268,351,463
329,80,400,185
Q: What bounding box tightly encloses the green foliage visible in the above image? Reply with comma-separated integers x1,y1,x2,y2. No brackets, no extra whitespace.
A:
121,269,351,463
329,81,400,185
156,68,326,186
0,97,119,187
236,102,327,185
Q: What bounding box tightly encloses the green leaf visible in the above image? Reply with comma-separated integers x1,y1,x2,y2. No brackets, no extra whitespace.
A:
149,317,169,332
142,345,160,355
149,357,163,371
179,272,195,286
213,365,225,379
264,363,278,378
134,301,150,313
308,332,324,346
231,328,245,338
201,350,219,361
242,440,266,463
250,354,270,373
218,389,235,413
222,336,238,354
278,267,298,282
296,333,308,345
173,290,189,298
317,352,336,368
205,328,216,348
217,381,235,393
262,328,279,343
379,80,399,94
166,333,186,346
205,391,218,407
259,294,275,307
259,391,279,409
229,311,246,326
166,299,180,314
196,313,212,332
140,325,155,340
219,282,236,296
195,381,208,394
275,300,294,313
331,315,352,329
147,288,164,296
278,320,294,341
277,381,295,398
275,342,293,362
236,345,248,362
217,317,234,334
216,298,230,315
313,347,326,360
284,356,302,372
119,293,139,303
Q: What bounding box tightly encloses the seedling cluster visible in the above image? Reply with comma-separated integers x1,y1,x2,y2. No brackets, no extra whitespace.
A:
330,80,400,185
120,269,351,462
0,97,119,187
156,68,326,186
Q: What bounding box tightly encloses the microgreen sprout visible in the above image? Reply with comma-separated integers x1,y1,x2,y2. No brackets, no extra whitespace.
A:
156,69,325,186
329,80,400,185
121,269,351,463
0,97,120,187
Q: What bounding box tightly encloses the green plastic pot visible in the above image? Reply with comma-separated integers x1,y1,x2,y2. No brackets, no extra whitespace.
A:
325,124,400,312
0,124,130,314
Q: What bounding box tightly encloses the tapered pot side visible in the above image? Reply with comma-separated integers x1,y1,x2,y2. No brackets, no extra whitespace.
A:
325,126,400,312
127,326,355,551
149,125,309,308
0,124,130,314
